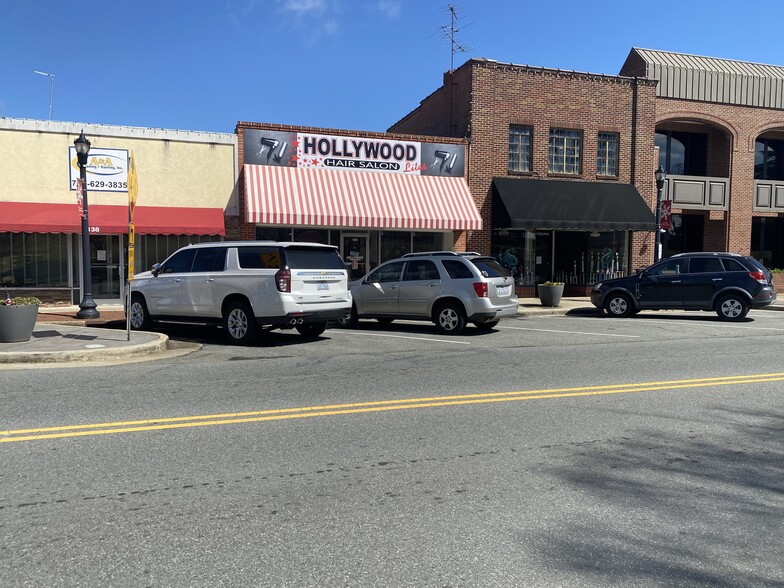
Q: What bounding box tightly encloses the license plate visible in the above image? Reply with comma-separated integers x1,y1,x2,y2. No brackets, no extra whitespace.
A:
317,283,329,291
496,285,510,296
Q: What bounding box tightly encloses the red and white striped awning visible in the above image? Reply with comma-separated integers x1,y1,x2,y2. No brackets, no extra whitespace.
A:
243,164,482,231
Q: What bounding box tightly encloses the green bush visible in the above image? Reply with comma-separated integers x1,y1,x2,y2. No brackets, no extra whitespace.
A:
3,296,42,306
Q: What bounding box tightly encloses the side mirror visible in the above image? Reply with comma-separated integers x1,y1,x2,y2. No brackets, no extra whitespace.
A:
151,263,162,277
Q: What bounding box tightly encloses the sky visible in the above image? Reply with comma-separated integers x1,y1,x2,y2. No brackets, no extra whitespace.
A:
2,0,782,135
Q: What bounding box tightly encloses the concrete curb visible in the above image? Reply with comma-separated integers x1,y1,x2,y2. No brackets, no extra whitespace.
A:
0,330,170,364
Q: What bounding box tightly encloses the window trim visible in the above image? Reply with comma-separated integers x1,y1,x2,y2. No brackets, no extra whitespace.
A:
597,132,619,178
548,128,583,176
508,124,533,175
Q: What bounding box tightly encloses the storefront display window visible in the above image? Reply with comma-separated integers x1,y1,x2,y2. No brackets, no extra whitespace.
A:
412,232,442,253
380,232,411,260
256,227,292,242
0,233,72,288
492,229,629,286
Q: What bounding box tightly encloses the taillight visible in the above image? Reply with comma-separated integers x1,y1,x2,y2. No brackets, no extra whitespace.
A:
275,268,291,292
472,282,488,297
749,271,768,284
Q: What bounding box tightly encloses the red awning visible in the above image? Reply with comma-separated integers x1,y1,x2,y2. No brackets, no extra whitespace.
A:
243,164,482,231
0,202,225,235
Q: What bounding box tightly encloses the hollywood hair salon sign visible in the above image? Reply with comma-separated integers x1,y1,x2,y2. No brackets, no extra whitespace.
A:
244,128,465,177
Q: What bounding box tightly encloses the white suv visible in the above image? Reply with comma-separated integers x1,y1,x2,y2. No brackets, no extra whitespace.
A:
339,251,519,334
128,241,351,344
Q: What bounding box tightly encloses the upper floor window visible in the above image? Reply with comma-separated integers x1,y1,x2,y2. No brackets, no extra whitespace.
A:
597,133,619,177
754,138,784,181
508,125,532,173
548,129,581,175
655,131,707,176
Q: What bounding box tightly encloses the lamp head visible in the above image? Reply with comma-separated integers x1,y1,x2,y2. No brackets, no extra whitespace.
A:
655,164,666,188
74,131,90,166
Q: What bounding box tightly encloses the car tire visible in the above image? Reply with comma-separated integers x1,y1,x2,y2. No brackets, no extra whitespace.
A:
716,294,749,321
129,294,152,331
434,302,466,335
336,305,358,328
604,292,634,318
223,301,259,345
474,320,499,331
296,321,327,338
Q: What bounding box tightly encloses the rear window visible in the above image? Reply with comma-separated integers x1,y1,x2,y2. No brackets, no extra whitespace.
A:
722,258,748,272
469,258,510,278
441,259,474,279
743,257,769,273
237,246,281,269
283,247,345,270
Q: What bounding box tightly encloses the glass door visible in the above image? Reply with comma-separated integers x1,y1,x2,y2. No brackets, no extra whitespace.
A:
342,233,368,280
89,234,124,301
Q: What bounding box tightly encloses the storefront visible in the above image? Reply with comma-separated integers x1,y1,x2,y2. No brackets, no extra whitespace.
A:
491,177,655,294
0,119,236,304
237,124,481,278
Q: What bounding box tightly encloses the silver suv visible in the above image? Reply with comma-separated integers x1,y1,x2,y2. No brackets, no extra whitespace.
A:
128,241,351,344
338,251,519,334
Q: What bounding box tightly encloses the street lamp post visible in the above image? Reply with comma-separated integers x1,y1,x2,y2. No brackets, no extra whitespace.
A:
654,165,666,262
75,131,99,319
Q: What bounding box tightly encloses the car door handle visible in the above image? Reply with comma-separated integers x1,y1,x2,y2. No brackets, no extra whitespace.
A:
174,278,182,283
671,280,681,283
428,283,438,287
206,278,215,282
390,285,399,289
712,278,722,281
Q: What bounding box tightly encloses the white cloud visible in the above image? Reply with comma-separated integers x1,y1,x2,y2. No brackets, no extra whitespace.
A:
376,0,401,19
278,0,327,16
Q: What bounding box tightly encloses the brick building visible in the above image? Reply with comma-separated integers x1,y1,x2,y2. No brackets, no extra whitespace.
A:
390,49,784,293
620,48,784,269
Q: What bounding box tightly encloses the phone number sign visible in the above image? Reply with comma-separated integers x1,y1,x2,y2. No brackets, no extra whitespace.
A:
68,147,129,192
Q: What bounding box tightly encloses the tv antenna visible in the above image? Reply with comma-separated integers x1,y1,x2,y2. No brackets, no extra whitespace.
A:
437,5,471,136
439,4,469,73
34,70,55,120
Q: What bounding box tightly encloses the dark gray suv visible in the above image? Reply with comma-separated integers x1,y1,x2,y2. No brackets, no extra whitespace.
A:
591,252,776,321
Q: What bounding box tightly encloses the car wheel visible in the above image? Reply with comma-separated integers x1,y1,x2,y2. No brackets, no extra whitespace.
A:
296,321,327,338
474,320,499,331
376,318,394,325
434,302,466,335
336,305,358,328
716,294,749,321
223,301,259,345
129,295,152,331
604,292,634,318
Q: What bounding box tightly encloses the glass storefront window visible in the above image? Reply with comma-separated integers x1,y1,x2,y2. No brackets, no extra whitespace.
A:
380,231,410,260
256,227,292,241
0,233,72,288
412,232,442,253
293,228,329,244
554,230,628,284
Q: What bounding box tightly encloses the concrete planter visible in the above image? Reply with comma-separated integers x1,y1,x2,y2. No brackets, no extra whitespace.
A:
0,304,39,343
537,284,564,307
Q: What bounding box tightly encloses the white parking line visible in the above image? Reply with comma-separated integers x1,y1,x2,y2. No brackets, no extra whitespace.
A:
333,332,471,345
499,325,639,338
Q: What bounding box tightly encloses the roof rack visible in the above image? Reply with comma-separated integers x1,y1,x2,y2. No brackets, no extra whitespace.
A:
401,251,460,257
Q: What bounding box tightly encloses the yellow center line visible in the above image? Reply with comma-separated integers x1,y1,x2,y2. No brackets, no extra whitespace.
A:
3,373,784,443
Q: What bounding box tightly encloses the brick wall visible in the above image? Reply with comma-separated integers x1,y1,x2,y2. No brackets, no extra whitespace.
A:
390,59,659,263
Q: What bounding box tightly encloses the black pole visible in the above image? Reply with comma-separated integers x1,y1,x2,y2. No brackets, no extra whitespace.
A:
76,137,99,319
654,167,665,263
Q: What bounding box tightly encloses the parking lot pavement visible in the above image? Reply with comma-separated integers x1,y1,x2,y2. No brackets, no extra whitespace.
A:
2,297,781,365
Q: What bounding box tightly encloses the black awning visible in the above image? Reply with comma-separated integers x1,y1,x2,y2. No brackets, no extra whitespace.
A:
492,177,655,231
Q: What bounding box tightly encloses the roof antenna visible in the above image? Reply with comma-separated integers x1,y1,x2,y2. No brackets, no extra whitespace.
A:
34,70,55,121
438,5,470,137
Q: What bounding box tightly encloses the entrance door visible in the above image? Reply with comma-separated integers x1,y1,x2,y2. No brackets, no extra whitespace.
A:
89,234,124,301
342,234,368,280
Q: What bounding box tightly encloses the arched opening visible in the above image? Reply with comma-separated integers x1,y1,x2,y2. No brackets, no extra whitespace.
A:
751,127,784,269
655,118,733,257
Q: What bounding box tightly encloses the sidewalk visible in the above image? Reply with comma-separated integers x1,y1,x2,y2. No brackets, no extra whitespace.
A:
0,305,168,366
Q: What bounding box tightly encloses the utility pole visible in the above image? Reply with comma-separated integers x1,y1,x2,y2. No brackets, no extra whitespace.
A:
34,70,55,120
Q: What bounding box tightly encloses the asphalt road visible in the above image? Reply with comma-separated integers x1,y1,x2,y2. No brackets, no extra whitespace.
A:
2,309,784,587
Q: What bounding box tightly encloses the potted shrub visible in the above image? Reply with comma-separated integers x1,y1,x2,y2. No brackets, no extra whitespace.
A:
0,295,42,343
537,281,564,307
